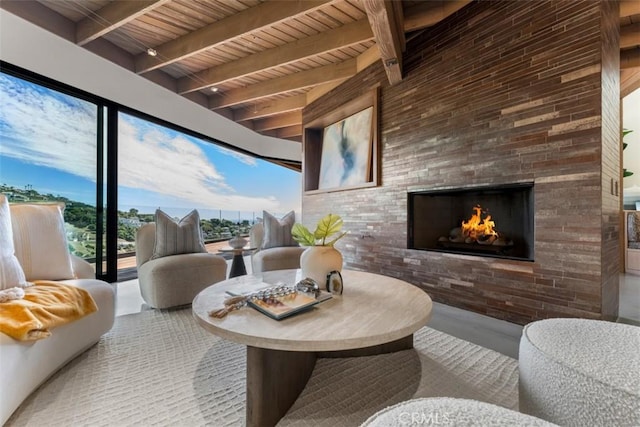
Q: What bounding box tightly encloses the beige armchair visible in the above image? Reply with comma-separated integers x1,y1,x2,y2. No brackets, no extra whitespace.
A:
250,222,305,273
135,223,227,309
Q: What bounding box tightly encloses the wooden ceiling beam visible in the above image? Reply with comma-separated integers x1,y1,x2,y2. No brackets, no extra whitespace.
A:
392,0,406,52
209,59,357,109
621,48,640,70
134,0,330,74
269,159,302,171
621,69,640,98
178,19,373,94
306,44,380,104
253,112,302,132
76,0,169,46
306,79,349,104
277,125,303,139
620,0,640,18
0,0,75,41
621,23,640,50
234,95,306,122
403,1,472,33
356,44,382,71
363,0,404,85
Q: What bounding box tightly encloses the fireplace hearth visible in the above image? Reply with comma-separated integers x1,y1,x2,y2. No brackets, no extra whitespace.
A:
408,183,534,261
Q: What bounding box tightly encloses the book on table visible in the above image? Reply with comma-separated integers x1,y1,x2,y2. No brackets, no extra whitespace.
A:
227,283,331,320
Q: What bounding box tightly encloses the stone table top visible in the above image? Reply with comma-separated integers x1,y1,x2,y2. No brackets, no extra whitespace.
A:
192,269,433,352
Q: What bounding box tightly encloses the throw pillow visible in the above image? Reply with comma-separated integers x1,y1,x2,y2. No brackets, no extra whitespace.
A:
151,209,207,259
9,202,75,281
261,210,298,249
0,194,28,290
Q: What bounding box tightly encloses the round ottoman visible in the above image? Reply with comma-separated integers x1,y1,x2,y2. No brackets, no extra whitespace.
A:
361,397,556,426
519,318,640,426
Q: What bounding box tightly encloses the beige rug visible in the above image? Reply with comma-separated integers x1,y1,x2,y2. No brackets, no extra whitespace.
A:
7,308,518,426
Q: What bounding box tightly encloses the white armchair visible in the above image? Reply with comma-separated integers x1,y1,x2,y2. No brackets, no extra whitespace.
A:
249,222,305,273
135,223,227,309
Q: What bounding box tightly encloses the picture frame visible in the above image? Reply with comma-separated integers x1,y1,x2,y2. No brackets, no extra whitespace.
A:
318,106,373,190
303,88,379,194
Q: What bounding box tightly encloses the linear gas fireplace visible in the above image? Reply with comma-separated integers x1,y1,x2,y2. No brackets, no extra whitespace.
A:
408,183,534,261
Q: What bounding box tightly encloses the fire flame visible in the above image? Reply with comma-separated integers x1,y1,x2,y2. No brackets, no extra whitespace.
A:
461,205,498,240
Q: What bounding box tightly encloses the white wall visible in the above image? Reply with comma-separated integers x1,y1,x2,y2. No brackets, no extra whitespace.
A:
623,88,640,205
0,10,301,163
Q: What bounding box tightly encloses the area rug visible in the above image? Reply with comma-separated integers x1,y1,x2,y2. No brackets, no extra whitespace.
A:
6,308,518,426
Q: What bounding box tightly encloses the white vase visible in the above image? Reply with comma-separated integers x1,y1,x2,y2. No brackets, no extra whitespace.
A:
229,234,247,249
300,246,343,288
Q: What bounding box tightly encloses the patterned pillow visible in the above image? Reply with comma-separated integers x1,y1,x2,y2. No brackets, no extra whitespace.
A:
261,210,298,249
10,202,75,281
151,209,206,259
0,194,28,289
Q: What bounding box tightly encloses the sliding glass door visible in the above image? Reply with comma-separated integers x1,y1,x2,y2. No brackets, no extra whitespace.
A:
0,68,114,281
1,64,301,283
116,111,301,279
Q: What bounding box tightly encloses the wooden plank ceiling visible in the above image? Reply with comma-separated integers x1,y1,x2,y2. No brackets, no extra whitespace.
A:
2,0,640,146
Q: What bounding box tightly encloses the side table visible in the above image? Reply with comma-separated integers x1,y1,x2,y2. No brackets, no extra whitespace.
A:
218,247,256,278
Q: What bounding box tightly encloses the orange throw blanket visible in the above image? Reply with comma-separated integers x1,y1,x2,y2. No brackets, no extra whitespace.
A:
0,281,98,341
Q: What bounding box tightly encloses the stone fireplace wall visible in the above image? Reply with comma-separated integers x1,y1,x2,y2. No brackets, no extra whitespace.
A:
302,0,621,325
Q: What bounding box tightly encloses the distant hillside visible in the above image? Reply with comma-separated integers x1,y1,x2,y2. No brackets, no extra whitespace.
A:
2,184,98,229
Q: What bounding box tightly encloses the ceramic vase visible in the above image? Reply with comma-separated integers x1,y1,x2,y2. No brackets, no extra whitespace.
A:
229,234,248,249
300,246,343,288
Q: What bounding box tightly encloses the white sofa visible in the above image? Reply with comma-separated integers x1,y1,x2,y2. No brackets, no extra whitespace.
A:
0,202,116,425
0,255,116,425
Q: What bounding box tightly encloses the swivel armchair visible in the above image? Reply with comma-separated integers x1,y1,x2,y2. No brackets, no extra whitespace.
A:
135,223,227,309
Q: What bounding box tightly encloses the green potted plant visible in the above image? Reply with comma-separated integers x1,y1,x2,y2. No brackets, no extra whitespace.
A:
292,213,347,287
291,213,347,246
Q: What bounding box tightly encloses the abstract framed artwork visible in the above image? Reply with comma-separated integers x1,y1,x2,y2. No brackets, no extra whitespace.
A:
318,106,373,190
302,88,379,194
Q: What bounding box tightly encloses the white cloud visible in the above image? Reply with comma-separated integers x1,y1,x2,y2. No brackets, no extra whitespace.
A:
0,75,284,212
118,116,280,212
0,74,96,180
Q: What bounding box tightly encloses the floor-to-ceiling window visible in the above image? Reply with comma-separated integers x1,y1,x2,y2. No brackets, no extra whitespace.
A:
0,68,111,279
117,111,301,264
1,64,301,283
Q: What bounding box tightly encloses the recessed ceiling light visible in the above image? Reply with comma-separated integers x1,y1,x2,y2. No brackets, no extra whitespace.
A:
210,87,219,92
147,48,157,57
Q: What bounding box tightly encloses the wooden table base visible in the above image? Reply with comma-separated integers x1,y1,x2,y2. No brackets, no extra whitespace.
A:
245,335,414,427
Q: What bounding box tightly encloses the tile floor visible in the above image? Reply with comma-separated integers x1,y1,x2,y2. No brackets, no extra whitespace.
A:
113,257,640,359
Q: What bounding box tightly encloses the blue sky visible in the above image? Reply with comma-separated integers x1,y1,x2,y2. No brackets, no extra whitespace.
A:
0,73,301,220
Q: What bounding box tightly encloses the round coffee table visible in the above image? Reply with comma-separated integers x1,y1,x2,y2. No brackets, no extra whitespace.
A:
192,269,432,427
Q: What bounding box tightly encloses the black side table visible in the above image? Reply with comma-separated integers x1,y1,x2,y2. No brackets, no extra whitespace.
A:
219,247,256,278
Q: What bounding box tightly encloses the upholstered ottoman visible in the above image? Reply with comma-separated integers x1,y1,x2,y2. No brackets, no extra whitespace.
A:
519,318,640,426
361,397,556,426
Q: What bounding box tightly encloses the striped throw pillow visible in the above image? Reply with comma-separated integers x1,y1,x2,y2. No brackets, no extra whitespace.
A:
261,210,298,249
151,209,206,259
